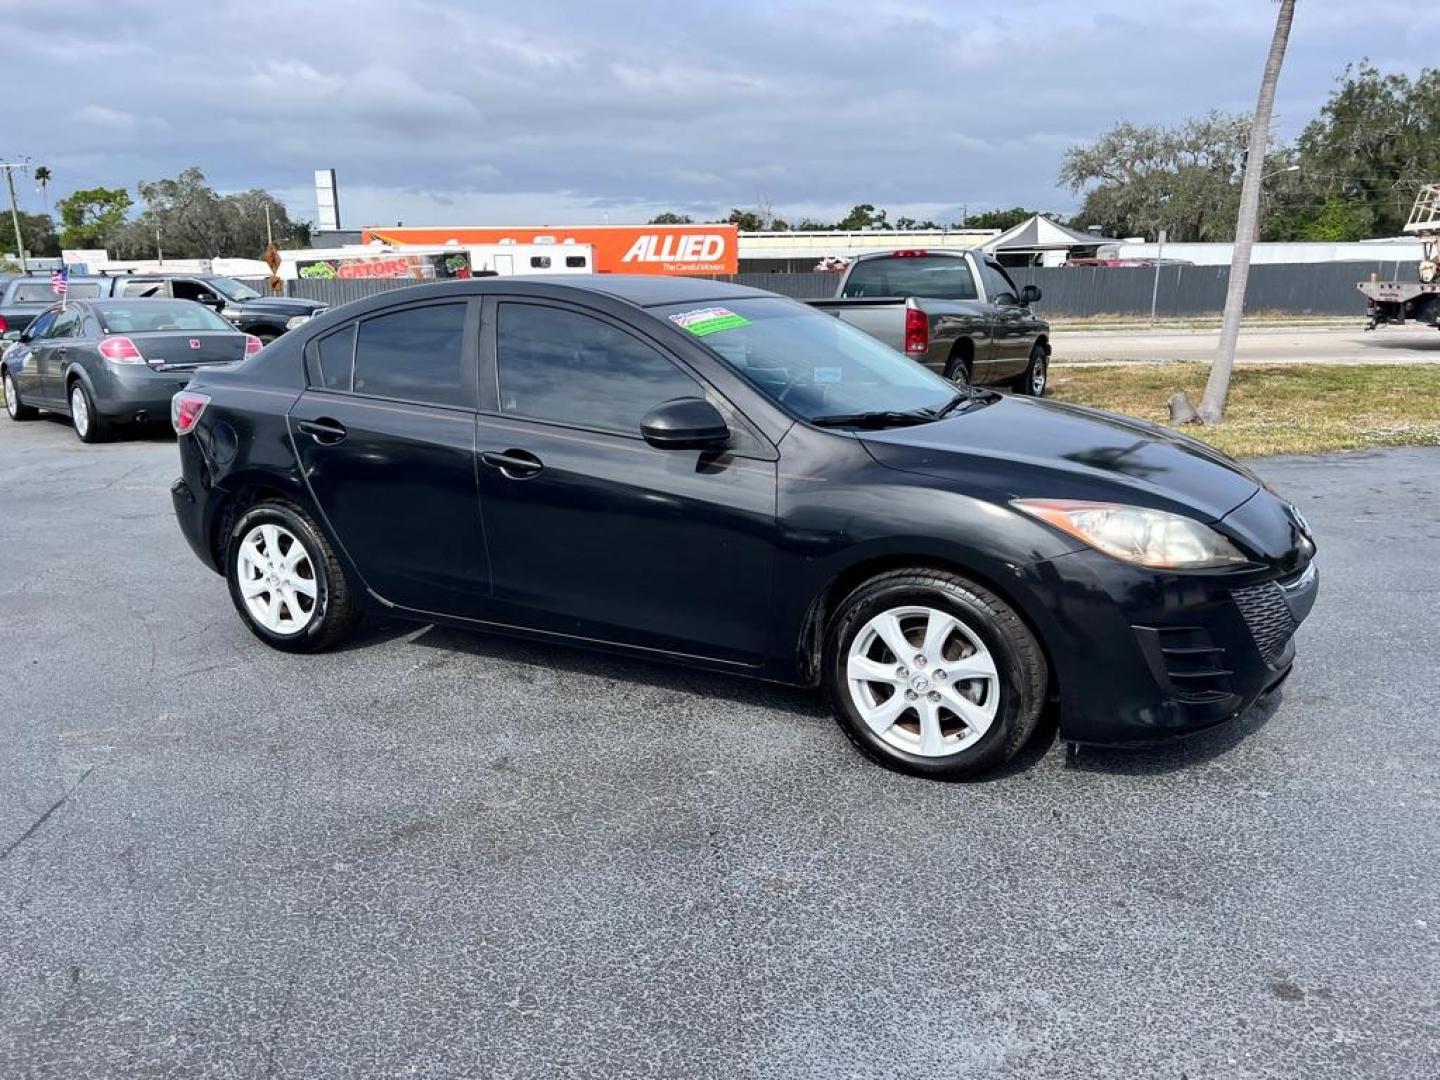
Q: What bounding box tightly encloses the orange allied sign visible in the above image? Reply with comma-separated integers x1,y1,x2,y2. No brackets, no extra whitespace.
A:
361,224,738,276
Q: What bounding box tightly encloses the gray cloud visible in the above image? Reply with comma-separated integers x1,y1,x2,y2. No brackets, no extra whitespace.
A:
6,0,1430,227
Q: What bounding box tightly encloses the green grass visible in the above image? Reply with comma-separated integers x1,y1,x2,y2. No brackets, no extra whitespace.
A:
1049,363,1440,457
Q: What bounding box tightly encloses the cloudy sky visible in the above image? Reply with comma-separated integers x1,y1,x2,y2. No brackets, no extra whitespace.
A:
7,0,1430,229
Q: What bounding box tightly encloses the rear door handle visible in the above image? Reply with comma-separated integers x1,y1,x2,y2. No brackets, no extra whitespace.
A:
297,417,347,444
481,449,544,479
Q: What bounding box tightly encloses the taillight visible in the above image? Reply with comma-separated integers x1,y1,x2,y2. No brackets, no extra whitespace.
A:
244,334,263,356
892,250,929,258
171,391,211,435
98,336,146,364
0,315,8,335
904,306,929,354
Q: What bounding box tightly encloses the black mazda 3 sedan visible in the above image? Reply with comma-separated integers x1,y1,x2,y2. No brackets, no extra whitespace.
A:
169,276,1317,780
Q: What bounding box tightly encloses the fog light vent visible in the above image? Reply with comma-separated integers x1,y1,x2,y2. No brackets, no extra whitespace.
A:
1232,582,1297,665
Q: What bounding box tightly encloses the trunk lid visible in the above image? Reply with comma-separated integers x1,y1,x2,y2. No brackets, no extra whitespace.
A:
129,331,248,371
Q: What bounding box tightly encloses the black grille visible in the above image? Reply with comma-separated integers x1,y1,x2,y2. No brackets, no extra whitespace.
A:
1231,582,1297,665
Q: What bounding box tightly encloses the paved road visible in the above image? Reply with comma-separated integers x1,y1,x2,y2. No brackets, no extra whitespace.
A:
1054,323,1440,365
1,416,1436,1079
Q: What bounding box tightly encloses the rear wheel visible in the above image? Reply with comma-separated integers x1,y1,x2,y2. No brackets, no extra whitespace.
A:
69,381,110,443
1014,343,1049,397
3,370,38,421
943,348,973,386
225,501,361,653
824,569,1047,780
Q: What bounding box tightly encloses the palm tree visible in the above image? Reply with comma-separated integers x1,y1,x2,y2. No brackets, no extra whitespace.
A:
34,165,52,217
1196,0,1296,424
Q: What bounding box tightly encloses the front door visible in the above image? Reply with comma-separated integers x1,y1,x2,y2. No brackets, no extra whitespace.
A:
475,299,777,666
978,259,1031,377
288,298,490,617
8,309,56,405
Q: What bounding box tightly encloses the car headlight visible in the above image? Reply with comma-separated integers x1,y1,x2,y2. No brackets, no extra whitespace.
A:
1013,499,1247,569
285,315,312,330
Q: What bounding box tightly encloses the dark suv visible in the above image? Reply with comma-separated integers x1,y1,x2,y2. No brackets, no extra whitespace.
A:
110,275,325,342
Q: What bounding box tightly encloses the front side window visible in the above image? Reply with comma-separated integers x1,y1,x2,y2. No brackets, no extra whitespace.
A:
653,297,957,421
23,310,57,340
352,302,469,407
841,256,978,300
980,261,1019,306
496,303,700,434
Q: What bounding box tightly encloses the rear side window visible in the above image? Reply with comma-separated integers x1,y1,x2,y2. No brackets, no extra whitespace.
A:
315,325,356,392
120,280,168,298
496,302,700,434
840,256,978,300
13,282,63,303
352,302,469,407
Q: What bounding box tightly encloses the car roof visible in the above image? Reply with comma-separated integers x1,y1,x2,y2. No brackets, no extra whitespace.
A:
510,274,774,308
848,248,978,263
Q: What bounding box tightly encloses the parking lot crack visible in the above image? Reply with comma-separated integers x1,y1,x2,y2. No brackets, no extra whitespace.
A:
0,766,96,862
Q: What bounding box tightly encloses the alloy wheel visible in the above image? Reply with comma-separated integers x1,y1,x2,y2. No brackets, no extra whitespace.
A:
70,386,89,437
3,374,16,418
236,523,319,635
1031,357,1047,395
845,605,1000,758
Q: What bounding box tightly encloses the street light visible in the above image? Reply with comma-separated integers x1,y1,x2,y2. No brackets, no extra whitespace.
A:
1262,164,1301,181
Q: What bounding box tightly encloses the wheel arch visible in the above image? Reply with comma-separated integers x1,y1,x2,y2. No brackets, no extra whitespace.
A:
794,550,1059,699
206,473,322,569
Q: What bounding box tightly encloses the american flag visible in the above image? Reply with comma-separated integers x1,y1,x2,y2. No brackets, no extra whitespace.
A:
51,266,68,296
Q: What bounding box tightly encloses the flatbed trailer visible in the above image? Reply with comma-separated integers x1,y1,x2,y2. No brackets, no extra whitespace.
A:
1360,183,1440,330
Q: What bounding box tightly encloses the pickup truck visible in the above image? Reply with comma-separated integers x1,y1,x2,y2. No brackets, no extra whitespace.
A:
809,249,1052,394
0,273,325,343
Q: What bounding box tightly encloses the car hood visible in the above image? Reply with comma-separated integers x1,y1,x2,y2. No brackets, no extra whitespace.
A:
230,297,324,315
860,395,1261,522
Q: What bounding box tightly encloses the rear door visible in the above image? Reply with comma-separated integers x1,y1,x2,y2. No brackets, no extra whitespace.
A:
288,298,490,617
38,306,83,404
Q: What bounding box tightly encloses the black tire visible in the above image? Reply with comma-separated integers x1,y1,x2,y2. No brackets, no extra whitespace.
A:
224,500,361,653
823,568,1047,780
251,329,280,345
1014,343,1049,397
943,349,973,386
3,369,39,421
68,379,111,443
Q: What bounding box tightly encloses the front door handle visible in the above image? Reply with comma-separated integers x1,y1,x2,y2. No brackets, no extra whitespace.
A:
481,449,544,479
297,417,347,444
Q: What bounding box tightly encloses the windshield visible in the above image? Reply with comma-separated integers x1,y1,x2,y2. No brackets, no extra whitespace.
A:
655,297,958,421
96,300,235,333
207,276,262,301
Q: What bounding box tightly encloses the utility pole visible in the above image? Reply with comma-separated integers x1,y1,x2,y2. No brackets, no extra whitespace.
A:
1,161,30,273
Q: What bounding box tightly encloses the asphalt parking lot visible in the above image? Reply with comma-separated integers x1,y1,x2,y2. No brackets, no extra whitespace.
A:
1054,323,1440,365
1,416,1436,1079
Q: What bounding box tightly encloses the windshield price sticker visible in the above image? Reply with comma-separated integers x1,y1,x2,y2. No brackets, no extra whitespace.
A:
668,307,751,336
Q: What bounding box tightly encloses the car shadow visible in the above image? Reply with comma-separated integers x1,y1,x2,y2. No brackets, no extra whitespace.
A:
396,621,829,716
363,618,1278,780
1062,691,1283,776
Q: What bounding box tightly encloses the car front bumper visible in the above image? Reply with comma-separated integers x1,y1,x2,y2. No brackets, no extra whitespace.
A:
1017,549,1319,746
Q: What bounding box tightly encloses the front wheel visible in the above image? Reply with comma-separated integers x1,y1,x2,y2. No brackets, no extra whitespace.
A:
1014,344,1049,397
824,569,1047,780
225,501,361,653
3,370,39,421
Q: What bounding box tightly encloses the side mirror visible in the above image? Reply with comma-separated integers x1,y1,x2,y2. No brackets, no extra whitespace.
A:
197,292,223,307
640,397,730,451
1020,284,1042,306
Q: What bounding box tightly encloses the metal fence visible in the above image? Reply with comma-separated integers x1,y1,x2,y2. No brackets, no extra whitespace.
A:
256,263,1414,318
